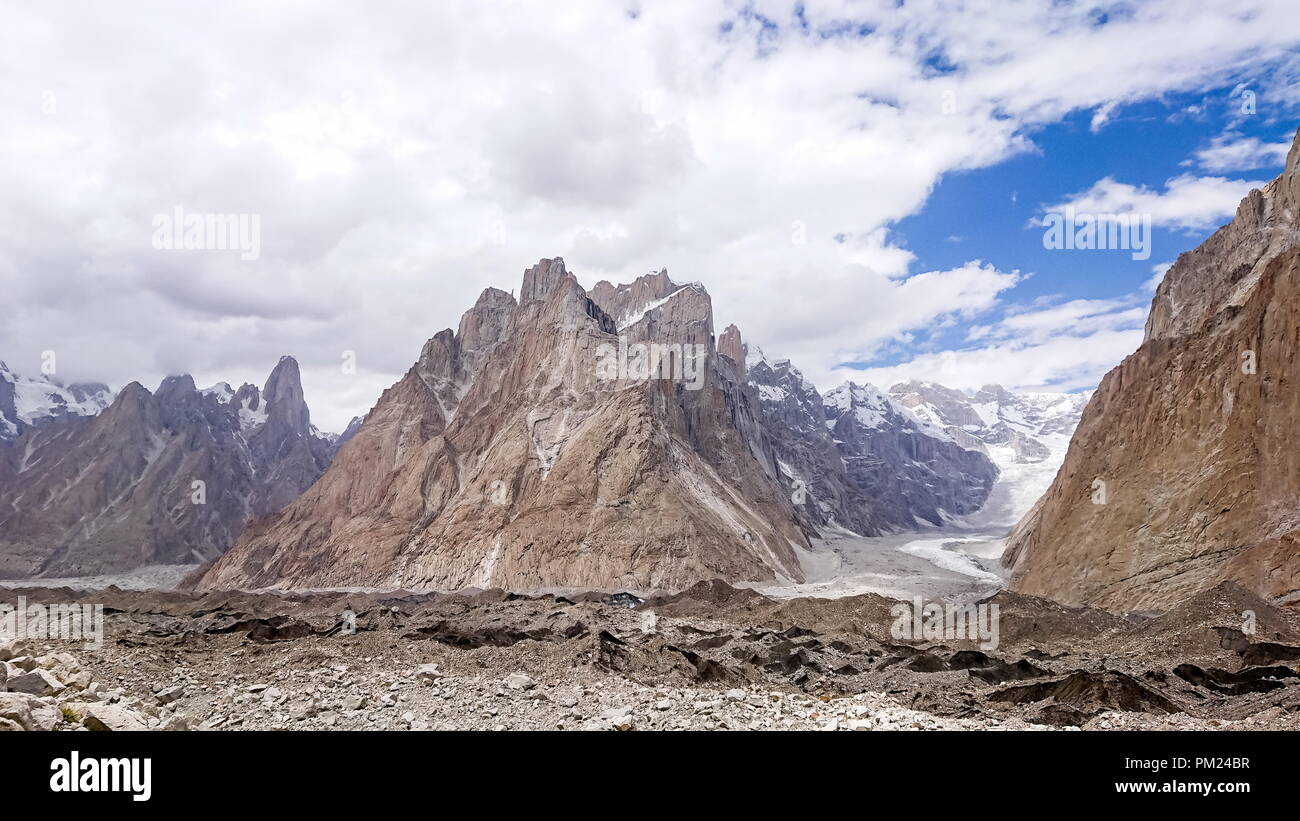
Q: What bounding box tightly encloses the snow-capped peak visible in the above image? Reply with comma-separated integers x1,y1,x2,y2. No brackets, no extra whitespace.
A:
0,364,115,444
616,283,707,331
201,382,235,404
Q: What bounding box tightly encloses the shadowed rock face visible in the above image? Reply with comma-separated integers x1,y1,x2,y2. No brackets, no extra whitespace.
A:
0,356,334,578
1004,125,1300,611
744,353,998,535
823,383,998,527
198,259,810,593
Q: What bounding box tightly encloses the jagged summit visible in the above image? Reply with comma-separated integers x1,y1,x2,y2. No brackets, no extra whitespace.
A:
1145,123,1300,343
198,258,810,592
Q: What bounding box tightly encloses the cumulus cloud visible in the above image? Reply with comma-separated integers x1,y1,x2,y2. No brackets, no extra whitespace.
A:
1189,132,1293,172
842,297,1149,394
844,327,1145,395
1039,174,1268,232
2,0,1299,429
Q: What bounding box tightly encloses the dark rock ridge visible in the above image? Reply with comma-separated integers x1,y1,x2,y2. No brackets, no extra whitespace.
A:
745,348,999,535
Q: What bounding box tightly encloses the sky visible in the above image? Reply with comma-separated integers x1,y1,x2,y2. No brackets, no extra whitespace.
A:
1,0,1298,432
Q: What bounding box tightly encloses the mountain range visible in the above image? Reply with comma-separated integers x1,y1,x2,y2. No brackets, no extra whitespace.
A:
0,357,336,577
194,261,1035,591
0,259,1100,590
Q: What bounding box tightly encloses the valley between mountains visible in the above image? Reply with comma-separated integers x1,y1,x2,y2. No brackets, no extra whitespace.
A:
3,127,1300,733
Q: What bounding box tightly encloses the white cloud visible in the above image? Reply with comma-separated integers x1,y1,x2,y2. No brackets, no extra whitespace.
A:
0,1,1298,429
1090,101,1120,132
1040,174,1268,232
840,297,1149,394
843,327,1145,395
1189,132,1292,172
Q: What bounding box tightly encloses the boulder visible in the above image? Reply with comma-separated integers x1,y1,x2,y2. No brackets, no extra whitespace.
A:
7,669,63,696
80,704,149,732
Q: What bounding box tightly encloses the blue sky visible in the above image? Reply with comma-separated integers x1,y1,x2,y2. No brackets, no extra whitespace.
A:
849,86,1297,392
2,1,1299,430
900,99,1293,301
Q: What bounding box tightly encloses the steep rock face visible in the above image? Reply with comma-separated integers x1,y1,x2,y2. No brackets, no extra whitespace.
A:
823,383,997,527
0,357,333,578
741,351,1001,537
718,324,746,382
198,260,807,592
1004,125,1300,611
588,269,680,330
243,357,335,516
745,349,880,535
1145,130,1300,343
0,361,113,445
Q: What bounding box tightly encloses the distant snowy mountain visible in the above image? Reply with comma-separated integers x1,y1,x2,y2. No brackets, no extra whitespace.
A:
888,380,1091,527
744,345,999,536
0,361,114,445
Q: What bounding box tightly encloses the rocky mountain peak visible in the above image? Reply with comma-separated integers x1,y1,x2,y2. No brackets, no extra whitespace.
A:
972,383,1014,403
588,268,681,329
0,353,341,579
0,363,116,444
1145,124,1300,343
155,374,198,402
520,257,570,304
104,380,156,418
198,256,815,592
457,287,518,351
718,324,745,381
260,355,312,439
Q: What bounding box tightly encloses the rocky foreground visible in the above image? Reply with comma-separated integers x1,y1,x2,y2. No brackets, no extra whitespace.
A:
3,580,1300,731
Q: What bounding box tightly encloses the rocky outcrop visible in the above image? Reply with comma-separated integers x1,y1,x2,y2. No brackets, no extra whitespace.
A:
718,324,746,383
744,348,874,535
198,259,809,593
0,356,334,578
588,269,681,330
1004,124,1300,611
